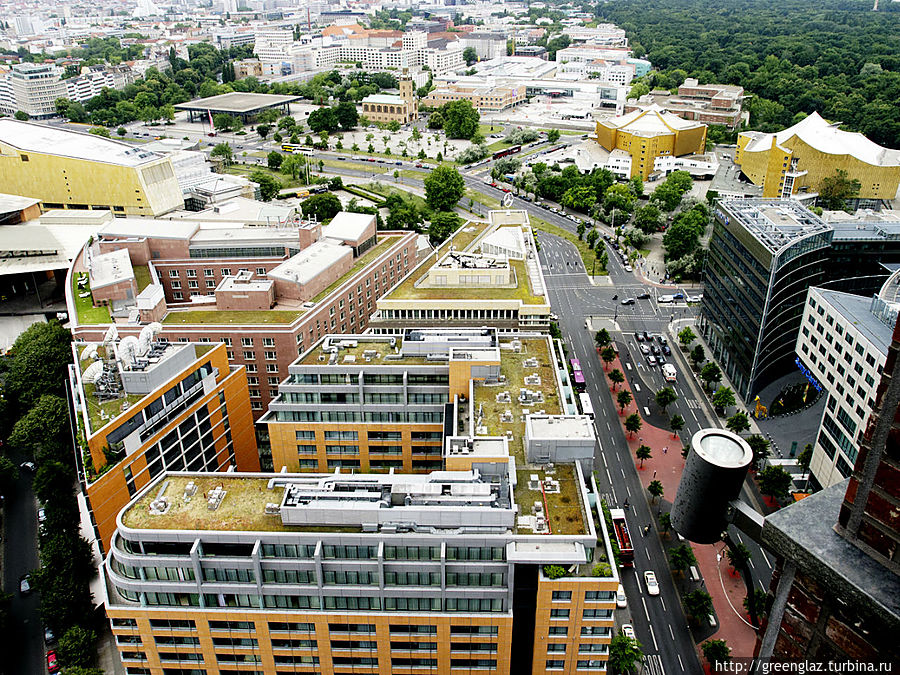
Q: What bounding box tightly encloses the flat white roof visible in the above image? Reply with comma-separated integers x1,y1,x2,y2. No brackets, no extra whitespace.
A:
39,209,115,227
0,193,40,213
0,119,166,167
99,218,199,241
0,223,95,275
268,240,352,286
218,273,274,293
323,212,374,243
90,248,134,290
362,94,406,105
174,196,297,225
190,223,300,245
528,415,595,439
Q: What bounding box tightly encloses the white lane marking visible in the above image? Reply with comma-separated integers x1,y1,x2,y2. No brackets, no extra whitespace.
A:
642,598,650,622
649,624,658,651
762,550,773,569
758,578,767,591
668,624,675,641
646,549,651,560
661,596,666,612
621,468,626,478
634,383,641,392
678,654,685,671
748,560,755,570
606,468,612,484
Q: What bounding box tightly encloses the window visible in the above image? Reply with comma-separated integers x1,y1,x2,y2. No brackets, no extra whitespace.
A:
550,609,570,619
243,351,255,361
173,292,183,300
257,267,266,276
204,268,214,277
547,643,566,653
171,281,181,290
206,280,216,289
552,591,572,602
188,280,199,289
186,270,197,278
169,270,179,278
242,337,253,347
265,351,277,360
263,338,275,347
546,662,565,670
221,268,231,276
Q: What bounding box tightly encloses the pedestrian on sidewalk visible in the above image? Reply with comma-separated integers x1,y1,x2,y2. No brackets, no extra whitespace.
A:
663,446,668,454
652,470,657,478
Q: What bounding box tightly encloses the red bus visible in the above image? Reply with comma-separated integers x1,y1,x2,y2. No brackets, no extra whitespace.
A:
492,144,522,160
610,508,634,566
572,371,586,392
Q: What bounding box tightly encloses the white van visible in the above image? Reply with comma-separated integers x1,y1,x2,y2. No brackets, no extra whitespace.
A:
616,584,627,609
657,295,674,304
662,363,677,381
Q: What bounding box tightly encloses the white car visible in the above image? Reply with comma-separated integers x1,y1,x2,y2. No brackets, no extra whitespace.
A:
621,624,636,639
644,570,660,596
687,294,704,303
624,265,633,272
616,584,627,609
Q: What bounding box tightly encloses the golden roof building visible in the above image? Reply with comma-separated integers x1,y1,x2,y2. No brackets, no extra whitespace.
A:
594,104,707,179
735,112,900,205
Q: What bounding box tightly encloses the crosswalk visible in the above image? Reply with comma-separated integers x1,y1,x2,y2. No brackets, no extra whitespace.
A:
644,653,666,675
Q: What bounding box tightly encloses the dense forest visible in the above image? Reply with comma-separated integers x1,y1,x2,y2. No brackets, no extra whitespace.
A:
594,0,900,148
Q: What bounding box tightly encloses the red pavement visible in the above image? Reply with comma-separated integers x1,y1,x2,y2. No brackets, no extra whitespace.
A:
601,352,759,662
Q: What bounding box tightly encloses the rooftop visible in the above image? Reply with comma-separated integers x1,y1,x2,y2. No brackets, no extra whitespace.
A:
90,248,134,290
598,103,704,135
0,119,166,167
173,92,300,114
268,240,353,286
361,94,406,106
814,288,892,356
0,193,40,214
716,198,832,255
323,212,375,243
217,270,273,294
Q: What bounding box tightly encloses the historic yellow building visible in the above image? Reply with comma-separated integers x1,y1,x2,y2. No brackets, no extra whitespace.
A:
594,104,707,179
735,112,900,203
0,119,183,216
360,70,418,125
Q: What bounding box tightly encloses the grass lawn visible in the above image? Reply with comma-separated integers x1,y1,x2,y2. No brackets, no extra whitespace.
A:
72,275,111,324
363,183,429,212
312,235,400,303
83,382,143,434
639,248,651,258
323,159,388,174
134,265,152,293
225,165,304,189
163,310,302,325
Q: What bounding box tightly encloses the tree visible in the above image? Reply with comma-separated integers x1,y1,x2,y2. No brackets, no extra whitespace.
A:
333,101,359,130
712,386,736,411
427,111,444,130
256,123,271,139
562,185,597,213
659,512,672,535
595,328,612,349
726,542,751,569
58,626,97,668
655,386,678,413
669,414,684,438
89,126,110,137
702,639,731,668
547,128,561,143
428,211,462,246
634,204,663,233
681,443,691,460
267,151,283,170
248,170,280,201
116,126,127,137
747,434,770,471
577,221,586,240
14,110,28,120
677,326,696,349
663,218,701,260
609,369,625,390
636,445,652,468
424,165,465,212
9,394,70,462
210,142,233,166
440,100,479,139
818,169,861,211
586,229,599,249
329,176,343,191
608,633,643,674
600,346,617,370
797,443,813,475
684,590,714,623
744,589,769,627
281,154,304,180
699,362,722,390
648,479,664,503
463,46,478,65
386,196,421,231
5,321,73,410
387,120,401,133
689,345,705,369
726,411,750,435
301,193,342,221
617,390,633,414
758,465,793,503
308,106,338,133
669,543,697,572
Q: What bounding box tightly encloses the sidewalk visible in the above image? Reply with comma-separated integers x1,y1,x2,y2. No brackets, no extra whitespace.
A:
601,351,759,660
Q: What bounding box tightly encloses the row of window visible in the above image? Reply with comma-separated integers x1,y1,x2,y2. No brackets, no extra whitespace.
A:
295,430,442,442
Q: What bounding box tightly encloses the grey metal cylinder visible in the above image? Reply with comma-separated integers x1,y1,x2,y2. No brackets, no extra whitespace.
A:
672,428,752,544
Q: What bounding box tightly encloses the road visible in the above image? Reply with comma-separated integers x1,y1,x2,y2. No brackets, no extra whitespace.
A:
537,232,774,674
1,458,43,675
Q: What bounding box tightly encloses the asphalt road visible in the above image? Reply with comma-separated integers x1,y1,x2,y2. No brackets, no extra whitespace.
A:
538,232,775,674
1,458,43,675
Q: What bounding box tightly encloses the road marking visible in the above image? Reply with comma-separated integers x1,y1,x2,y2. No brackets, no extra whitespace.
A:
661,597,666,612
748,560,755,570
621,468,626,478
644,406,651,416
606,468,612,484
649,624,659,651
634,383,641,392
678,654,685,671
762,550,773,569
646,549,651,560
758,578,767,591
642,598,650,622
668,624,675,640
606,422,611,431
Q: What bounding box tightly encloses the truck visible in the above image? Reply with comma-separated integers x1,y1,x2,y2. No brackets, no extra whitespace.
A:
662,363,677,381
609,508,634,566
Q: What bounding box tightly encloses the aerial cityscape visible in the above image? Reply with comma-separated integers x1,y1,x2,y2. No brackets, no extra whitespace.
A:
0,0,898,674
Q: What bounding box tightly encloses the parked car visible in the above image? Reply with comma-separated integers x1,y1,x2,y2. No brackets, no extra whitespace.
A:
672,292,685,300
642,331,651,341
639,344,650,355
637,292,651,300
620,298,635,305
621,624,636,639
19,461,35,472
647,355,658,367
644,570,660,596
624,265,633,272
47,650,60,674
38,507,46,524
635,331,644,341
657,334,668,344
19,574,31,595
44,626,56,645
616,584,628,609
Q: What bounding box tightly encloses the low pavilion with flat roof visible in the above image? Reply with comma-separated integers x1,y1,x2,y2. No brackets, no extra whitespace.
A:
174,92,300,123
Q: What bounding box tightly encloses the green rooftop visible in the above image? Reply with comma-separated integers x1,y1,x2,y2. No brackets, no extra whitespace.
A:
162,310,303,325
312,235,401,303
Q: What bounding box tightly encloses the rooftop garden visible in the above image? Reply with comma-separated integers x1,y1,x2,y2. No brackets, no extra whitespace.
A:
82,382,144,436
514,464,587,537
162,310,302,325
134,264,152,293
71,273,111,325
389,257,546,304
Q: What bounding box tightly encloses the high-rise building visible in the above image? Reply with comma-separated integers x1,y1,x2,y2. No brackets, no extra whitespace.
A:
700,199,900,399
369,210,552,333
102,327,616,675
0,120,183,216
757,315,900,663
69,336,258,553
0,63,67,118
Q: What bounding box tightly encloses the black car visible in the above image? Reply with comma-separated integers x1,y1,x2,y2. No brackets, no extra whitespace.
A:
662,344,672,356
642,331,651,341
651,344,661,356
637,292,651,300
635,332,644,341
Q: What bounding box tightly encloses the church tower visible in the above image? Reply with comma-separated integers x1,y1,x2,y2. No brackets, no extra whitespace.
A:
399,68,418,123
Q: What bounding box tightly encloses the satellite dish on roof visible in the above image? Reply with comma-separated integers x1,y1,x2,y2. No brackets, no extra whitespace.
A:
502,192,514,208
81,360,104,384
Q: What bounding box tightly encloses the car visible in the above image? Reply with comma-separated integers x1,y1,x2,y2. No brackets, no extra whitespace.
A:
642,331,651,341
19,574,31,595
657,354,667,365
687,294,704,303
621,624,636,640
637,292,650,299
644,570,660,596
657,334,668,344
635,331,644,341
336,156,346,161
19,461,35,472
38,507,46,524
620,298,635,305
672,292,685,300
647,355,658,367
44,626,56,645
415,163,423,168
624,265,633,272
639,344,650,355
395,161,402,165
662,344,672,356
47,650,60,674
490,182,497,187
616,584,628,609
651,344,661,356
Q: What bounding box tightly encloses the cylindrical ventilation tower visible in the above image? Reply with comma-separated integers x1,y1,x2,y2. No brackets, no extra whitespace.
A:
672,428,752,544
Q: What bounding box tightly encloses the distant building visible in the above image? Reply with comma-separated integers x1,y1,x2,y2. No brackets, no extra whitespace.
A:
360,70,417,124
700,199,900,399
0,62,66,118
422,81,526,112
514,45,547,60
69,337,257,553
460,32,507,61
736,112,900,207
0,119,183,217
594,104,707,179
625,78,745,130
